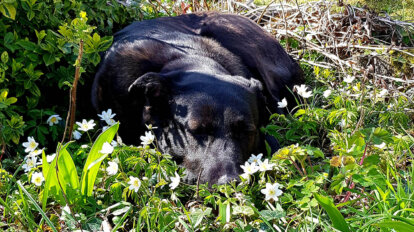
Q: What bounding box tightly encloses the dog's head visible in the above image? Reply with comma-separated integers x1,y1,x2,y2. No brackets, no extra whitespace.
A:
126,70,271,184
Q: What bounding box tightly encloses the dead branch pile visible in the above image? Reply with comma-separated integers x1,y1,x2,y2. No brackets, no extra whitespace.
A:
211,0,414,93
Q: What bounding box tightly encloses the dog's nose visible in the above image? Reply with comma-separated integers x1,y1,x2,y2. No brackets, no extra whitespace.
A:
216,174,240,185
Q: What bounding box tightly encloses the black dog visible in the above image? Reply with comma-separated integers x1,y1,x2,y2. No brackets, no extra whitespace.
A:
92,12,303,184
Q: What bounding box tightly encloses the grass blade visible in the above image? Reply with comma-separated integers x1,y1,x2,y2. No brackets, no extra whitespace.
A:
375,220,414,232
17,181,58,232
111,206,132,232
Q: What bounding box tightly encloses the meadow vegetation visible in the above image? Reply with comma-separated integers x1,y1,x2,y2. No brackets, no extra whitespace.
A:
0,0,413,231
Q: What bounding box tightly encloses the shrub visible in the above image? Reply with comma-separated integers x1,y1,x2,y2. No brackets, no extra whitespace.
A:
0,0,158,155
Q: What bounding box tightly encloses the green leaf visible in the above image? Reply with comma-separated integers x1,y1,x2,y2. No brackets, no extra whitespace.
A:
42,150,51,180
259,210,285,221
89,52,101,66
87,153,109,170
16,40,37,51
97,36,113,51
218,202,230,224
111,206,132,232
57,144,80,193
314,193,351,232
5,97,16,105
81,123,119,196
375,220,414,232
42,142,73,209
0,3,16,20
4,32,13,44
1,51,9,63
189,208,211,228
43,53,55,66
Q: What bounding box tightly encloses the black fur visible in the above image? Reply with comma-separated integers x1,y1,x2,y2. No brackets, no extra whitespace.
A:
92,12,303,185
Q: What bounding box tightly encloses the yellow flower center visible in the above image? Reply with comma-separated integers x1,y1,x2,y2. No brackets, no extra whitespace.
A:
51,117,57,123
269,190,275,195
133,180,139,187
35,177,42,184
29,142,37,149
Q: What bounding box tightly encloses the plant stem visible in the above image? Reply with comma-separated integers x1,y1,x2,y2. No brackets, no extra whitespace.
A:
68,40,84,141
289,157,304,176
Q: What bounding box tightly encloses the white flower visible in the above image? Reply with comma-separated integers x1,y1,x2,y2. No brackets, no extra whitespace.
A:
338,119,347,128
105,118,116,126
106,161,118,176
171,192,178,201
31,172,44,186
29,148,43,156
97,109,116,125
73,130,82,140
257,159,275,172
60,205,71,220
22,155,38,172
294,84,313,98
101,220,111,232
76,119,96,132
46,114,62,126
277,98,288,108
100,142,114,154
374,142,386,149
248,153,263,164
146,124,158,130
22,136,38,153
110,140,118,147
140,131,155,146
128,176,141,192
323,89,332,98
240,161,259,175
343,75,355,83
81,144,89,149
46,153,56,163
240,173,251,183
378,89,388,98
261,183,283,201
169,172,180,190
235,193,246,203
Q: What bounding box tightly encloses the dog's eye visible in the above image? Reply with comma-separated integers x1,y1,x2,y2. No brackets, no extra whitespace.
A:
231,120,256,133
231,120,257,140
187,120,214,135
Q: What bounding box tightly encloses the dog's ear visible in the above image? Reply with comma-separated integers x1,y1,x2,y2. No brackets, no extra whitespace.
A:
250,77,281,154
128,72,167,99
